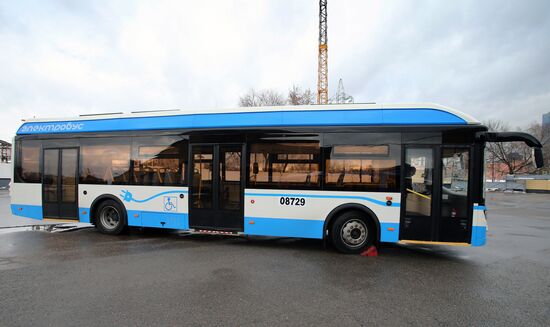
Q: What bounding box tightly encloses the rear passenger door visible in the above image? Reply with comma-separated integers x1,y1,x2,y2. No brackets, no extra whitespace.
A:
400,145,472,243
439,147,471,242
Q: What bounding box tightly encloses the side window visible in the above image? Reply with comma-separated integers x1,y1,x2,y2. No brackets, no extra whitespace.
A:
249,142,321,189
131,136,188,186
14,140,41,183
324,145,400,192
80,138,131,185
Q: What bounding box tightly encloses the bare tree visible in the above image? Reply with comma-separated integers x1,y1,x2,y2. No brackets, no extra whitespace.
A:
239,86,316,107
239,88,286,107
287,85,315,105
485,119,536,176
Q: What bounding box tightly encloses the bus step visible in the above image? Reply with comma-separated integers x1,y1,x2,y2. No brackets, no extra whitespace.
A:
190,229,242,236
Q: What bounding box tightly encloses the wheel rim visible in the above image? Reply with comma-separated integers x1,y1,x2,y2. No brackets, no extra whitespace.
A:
340,219,367,248
99,206,120,230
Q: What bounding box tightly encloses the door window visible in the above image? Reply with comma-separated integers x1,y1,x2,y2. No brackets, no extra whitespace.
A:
43,149,59,203
191,146,213,209
219,147,241,210
441,148,469,218
405,148,433,217
61,148,78,203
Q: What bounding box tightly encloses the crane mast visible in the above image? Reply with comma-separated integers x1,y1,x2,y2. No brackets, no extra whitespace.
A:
317,0,328,104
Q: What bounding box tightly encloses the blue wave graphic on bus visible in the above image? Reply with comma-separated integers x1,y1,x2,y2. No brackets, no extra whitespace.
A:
245,192,400,207
120,189,187,203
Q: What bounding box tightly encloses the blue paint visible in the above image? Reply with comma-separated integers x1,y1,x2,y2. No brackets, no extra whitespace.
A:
473,205,486,211
127,210,189,229
380,222,400,243
10,204,43,220
17,108,467,135
471,226,487,246
120,189,188,203
245,192,399,207
244,217,324,239
381,109,463,125
79,207,90,223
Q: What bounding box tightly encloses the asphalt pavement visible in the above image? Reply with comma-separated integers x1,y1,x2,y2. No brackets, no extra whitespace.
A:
0,191,549,326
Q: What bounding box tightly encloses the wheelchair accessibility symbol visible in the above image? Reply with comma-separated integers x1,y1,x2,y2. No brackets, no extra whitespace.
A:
163,196,177,212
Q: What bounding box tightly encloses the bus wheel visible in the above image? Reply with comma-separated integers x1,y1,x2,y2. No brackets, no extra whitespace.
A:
331,211,373,254
95,200,127,235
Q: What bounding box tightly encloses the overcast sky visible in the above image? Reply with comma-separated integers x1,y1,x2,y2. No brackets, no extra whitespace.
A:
1,0,549,141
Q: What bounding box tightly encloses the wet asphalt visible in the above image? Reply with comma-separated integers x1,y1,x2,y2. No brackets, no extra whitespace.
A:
0,191,549,326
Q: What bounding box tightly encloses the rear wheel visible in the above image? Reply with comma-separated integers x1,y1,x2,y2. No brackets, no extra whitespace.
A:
95,200,127,235
330,211,374,254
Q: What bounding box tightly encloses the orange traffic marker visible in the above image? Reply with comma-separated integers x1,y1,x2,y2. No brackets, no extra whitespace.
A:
360,245,378,257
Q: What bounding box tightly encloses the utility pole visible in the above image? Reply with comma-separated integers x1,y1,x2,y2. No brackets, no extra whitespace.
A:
331,78,354,104
317,0,328,104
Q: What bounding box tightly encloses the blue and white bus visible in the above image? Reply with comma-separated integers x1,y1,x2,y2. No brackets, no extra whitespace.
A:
10,103,544,253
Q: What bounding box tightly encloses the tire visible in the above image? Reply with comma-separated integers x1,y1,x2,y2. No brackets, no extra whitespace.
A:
95,200,127,235
330,210,374,254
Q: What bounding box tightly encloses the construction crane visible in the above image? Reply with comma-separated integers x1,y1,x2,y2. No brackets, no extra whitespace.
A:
317,0,328,104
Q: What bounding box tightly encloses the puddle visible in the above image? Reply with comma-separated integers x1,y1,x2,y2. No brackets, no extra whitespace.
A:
0,223,93,234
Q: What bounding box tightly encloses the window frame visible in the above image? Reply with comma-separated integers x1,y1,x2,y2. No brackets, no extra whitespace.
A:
130,135,189,186
14,139,42,184
247,140,322,190
79,137,132,185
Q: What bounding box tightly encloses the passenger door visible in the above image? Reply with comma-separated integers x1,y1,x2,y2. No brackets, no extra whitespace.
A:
188,144,244,231
439,147,471,242
42,148,79,219
400,147,436,241
400,146,472,243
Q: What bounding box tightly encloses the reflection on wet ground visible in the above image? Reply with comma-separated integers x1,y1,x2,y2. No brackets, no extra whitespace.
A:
0,223,93,234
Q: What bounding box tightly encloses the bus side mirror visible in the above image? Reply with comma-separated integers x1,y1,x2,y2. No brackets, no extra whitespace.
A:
534,147,544,168
253,162,259,175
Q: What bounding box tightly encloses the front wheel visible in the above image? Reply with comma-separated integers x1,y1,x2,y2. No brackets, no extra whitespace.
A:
95,200,127,235
330,211,374,254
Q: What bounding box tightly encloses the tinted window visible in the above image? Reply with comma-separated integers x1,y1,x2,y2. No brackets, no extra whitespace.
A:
441,147,469,218
80,138,131,185
43,149,58,201
405,148,433,216
191,145,213,208
219,146,241,210
249,142,321,189
332,145,389,156
324,144,400,192
131,136,188,186
14,140,41,183
324,133,401,146
61,148,78,203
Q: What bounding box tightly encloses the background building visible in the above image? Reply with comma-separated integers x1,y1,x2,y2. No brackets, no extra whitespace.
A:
0,140,11,163
543,112,550,127
0,140,11,189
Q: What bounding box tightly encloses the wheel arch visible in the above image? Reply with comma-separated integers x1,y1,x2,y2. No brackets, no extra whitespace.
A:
323,203,381,244
89,194,127,225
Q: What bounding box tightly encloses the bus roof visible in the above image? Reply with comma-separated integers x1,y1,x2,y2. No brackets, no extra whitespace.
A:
16,103,480,135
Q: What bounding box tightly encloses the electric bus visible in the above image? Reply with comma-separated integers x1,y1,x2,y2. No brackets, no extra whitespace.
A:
10,103,544,253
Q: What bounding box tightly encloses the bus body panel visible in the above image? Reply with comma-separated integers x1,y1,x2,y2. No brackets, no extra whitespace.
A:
16,105,475,136
243,189,401,242
78,184,189,229
10,183,43,220
471,204,487,246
